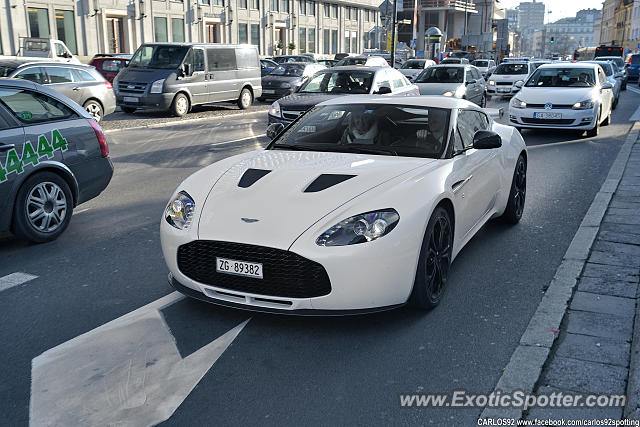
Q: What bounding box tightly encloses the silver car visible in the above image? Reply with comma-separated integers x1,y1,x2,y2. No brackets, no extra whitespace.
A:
399,59,436,81
414,64,487,107
584,61,622,109
0,60,116,122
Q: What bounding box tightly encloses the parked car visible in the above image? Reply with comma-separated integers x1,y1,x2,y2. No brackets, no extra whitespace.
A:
509,63,614,137
317,59,338,67
413,64,487,107
0,60,116,123
114,43,262,116
89,57,130,83
259,62,326,101
273,55,317,64
0,79,113,242
471,59,496,77
90,53,133,61
260,59,278,76
398,59,436,81
626,53,640,81
335,56,389,67
595,56,627,89
440,58,470,65
584,61,622,108
267,66,419,126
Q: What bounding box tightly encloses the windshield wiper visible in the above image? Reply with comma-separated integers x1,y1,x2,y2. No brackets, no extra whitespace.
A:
271,143,320,151
271,143,397,156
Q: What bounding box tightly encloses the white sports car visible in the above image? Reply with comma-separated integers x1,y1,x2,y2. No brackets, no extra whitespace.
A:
160,96,527,314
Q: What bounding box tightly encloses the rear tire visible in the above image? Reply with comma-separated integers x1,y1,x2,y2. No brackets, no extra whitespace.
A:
13,172,73,243
171,93,190,117
83,100,103,123
122,106,136,114
237,88,253,109
500,155,527,224
409,206,453,310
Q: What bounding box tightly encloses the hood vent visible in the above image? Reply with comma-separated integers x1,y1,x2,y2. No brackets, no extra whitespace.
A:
304,174,356,193
238,168,271,188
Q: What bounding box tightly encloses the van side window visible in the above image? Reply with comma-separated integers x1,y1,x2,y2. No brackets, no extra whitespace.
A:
185,48,205,72
207,49,237,71
236,48,258,69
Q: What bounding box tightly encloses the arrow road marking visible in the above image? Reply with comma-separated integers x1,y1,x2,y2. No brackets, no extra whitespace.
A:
30,291,250,427
0,272,38,293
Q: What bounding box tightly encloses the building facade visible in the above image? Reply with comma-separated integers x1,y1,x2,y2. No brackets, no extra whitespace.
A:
613,0,633,50
545,9,601,55
632,0,640,46
600,0,617,46
0,0,381,60
517,0,544,33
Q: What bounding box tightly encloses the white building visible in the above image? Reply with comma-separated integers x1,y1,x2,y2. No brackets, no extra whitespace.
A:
0,0,381,60
517,0,544,33
631,0,640,47
545,8,601,54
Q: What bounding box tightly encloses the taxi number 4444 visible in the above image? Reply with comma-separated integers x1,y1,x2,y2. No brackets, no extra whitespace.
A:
0,130,68,183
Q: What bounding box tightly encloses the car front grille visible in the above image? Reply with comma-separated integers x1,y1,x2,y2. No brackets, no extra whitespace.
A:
526,104,574,109
177,240,332,298
282,110,305,120
521,118,574,125
496,82,513,85
118,81,147,94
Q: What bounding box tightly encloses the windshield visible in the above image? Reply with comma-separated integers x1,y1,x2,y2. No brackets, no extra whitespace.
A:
299,71,373,94
401,60,426,69
441,59,460,64
129,45,189,69
525,68,596,87
270,104,450,159
588,62,612,76
336,58,367,66
270,64,304,77
472,60,489,67
0,65,17,77
494,63,528,75
415,67,463,83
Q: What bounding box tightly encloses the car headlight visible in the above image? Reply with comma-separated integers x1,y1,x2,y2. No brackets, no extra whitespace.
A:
316,209,400,247
572,99,595,110
489,80,496,86
442,91,453,97
269,101,281,117
281,82,292,88
510,97,527,109
165,191,195,230
150,79,165,94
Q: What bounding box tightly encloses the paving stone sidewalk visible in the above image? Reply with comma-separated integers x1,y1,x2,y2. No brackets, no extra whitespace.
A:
525,136,640,422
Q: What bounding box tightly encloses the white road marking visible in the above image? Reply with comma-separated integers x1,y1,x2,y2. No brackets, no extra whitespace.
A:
629,103,640,122
73,208,90,215
627,86,640,96
30,291,250,427
0,272,38,292
210,133,267,146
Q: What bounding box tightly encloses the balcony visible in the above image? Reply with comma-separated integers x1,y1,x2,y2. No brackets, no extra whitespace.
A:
420,0,476,12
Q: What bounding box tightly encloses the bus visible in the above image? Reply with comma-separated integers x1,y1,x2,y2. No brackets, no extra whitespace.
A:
595,45,623,58
574,47,596,61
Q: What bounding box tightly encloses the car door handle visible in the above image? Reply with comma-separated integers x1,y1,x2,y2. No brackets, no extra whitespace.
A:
72,87,81,91
452,175,473,193
0,143,15,151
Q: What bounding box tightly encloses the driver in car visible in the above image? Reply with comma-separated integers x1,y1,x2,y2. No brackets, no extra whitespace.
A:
341,110,381,145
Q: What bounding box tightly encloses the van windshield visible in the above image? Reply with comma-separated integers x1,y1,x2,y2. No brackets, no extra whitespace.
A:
129,45,189,69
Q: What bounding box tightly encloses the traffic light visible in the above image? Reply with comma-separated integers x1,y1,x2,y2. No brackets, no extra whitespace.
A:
550,37,555,44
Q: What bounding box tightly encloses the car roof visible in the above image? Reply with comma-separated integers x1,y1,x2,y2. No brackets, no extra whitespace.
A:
433,63,467,68
316,95,478,110
538,63,598,69
320,65,389,71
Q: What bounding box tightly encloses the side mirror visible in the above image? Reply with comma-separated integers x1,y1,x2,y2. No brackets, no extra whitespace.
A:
514,80,524,88
601,81,613,90
266,123,285,140
473,130,502,149
376,86,392,95
466,79,476,85
484,107,504,120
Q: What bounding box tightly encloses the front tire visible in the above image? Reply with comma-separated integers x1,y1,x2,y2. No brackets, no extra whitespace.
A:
480,94,486,107
409,206,453,310
586,109,600,137
237,88,253,109
171,93,190,117
500,155,527,224
83,100,103,123
13,172,73,243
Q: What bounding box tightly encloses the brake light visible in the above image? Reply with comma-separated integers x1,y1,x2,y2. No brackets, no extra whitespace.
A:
104,80,113,90
88,119,109,157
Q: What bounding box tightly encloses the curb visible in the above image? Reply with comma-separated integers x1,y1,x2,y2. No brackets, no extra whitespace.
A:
103,108,269,134
481,121,640,421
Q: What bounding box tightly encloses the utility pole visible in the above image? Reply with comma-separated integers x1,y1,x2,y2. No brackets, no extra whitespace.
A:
391,0,398,66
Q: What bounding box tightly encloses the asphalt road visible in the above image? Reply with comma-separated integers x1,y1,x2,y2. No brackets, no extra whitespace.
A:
1,92,638,426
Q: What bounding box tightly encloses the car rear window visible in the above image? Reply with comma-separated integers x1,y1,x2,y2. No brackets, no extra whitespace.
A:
632,55,640,65
101,60,123,72
46,67,74,83
73,69,98,82
0,88,78,124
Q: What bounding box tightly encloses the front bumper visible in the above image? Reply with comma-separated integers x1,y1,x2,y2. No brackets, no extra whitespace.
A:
268,113,294,127
487,84,518,96
261,87,295,99
509,107,597,129
116,92,174,110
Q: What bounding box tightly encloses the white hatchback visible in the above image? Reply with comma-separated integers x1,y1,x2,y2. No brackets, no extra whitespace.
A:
487,61,532,97
508,63,614,137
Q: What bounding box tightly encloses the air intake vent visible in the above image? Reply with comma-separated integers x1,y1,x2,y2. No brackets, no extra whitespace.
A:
238,168,271,188
304,174,356,193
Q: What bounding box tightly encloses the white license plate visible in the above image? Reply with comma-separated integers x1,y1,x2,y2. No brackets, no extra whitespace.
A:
497,88,510,93
216,257,263,279
263,89,275,94
123,96,139,103
534,112,562,119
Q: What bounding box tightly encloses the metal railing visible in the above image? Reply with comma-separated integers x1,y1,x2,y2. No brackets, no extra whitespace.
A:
420,0,476,11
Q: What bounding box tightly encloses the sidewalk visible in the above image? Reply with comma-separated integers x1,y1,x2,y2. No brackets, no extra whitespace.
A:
525,128,640,421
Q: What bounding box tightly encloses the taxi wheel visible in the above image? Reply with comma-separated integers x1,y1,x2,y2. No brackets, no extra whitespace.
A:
237,88,253,110
122,106,136,114
84,100,103,123
171,93,190,117
13,172,73,243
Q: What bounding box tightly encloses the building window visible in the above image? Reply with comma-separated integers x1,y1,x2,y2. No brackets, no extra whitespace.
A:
172,18,185,42
345,6,350,20
250,23,260,47
55,10,77,55
323,29,330,54
331,4,338,18
270,0,278,11
308,0,315,16
351,31,357,52
251,0,259,8
308,28,315,52
212,0,223,5
280,0,289,13
300,0,306,14
331,29,338,53
239,23,248,43
324,4,330,17
28,8,50,38
239,0,247,8
199,0,210,4
299,28,306,52
154,17,168,42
